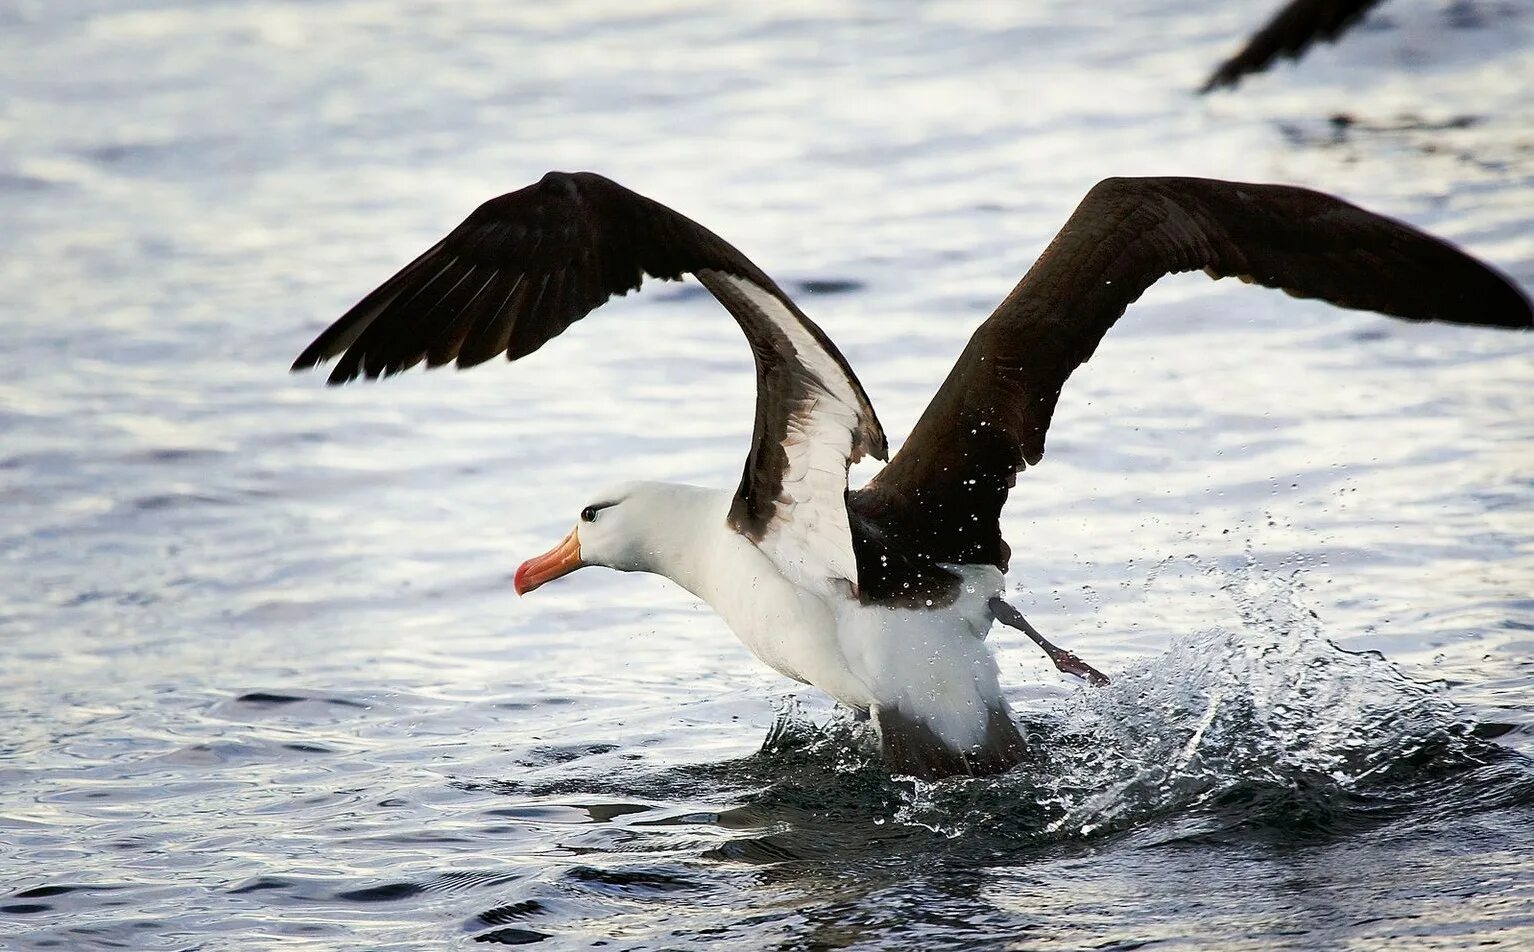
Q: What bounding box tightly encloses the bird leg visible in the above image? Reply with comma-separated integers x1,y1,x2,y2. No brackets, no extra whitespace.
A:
989,597,1110,687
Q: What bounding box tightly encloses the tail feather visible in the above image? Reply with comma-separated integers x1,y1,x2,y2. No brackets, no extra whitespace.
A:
873,703,1024,779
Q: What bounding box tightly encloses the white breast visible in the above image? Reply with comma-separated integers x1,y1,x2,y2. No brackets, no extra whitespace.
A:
829,565,1008,750
688,527,866,701
686,515,1010,751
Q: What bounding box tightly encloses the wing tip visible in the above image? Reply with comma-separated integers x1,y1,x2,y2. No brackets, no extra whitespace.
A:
1198,65,1237,95
307,353,451,386
1494,307,1534,331
290,339,362,385
1506,275,1534,328
1470,269,1534,330
292,318,352,375
290,347,324,374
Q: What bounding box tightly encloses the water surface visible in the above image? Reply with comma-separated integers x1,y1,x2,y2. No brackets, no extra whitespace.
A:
3,1,1534,948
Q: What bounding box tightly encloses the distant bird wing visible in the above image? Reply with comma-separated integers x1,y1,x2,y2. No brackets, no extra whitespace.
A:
1202,0,1386,93
851,176,1532,575
294,171,887,592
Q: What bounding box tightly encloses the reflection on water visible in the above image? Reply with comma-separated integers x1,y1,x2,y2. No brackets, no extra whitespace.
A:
3,0,1533,948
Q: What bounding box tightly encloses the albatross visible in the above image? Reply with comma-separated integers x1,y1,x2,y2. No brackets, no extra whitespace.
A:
294,172,1531,779
1202,0,1385,93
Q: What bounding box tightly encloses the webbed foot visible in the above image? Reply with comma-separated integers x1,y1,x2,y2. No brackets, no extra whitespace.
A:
989,597,1111,687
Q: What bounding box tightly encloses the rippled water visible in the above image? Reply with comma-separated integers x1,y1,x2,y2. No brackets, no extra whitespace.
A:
4,1,1534,948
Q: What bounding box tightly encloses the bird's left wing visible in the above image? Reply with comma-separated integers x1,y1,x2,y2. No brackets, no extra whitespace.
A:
294,171,886,592
852,176,1532,577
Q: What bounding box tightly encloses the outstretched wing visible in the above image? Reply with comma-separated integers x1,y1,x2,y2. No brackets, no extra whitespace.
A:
851,176,1532,576
295,171,887,591
1202,0,1385,92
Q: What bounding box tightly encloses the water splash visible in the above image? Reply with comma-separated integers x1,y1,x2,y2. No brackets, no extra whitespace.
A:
895,567,1526,845
471,567,1527,863
446,571,1534,948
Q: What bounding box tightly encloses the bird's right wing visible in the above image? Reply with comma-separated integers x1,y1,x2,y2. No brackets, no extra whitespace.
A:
294,171,886,594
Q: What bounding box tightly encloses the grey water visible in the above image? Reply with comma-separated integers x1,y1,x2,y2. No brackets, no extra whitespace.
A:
3,1,1534,948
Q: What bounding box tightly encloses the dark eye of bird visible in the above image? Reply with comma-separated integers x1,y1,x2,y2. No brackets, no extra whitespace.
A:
580,506,598,523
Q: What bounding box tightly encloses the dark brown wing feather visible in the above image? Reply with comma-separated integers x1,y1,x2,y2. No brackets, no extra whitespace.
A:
1202,0,1385,92
850,176,1532,584
295,171,887,573
299,172,760,381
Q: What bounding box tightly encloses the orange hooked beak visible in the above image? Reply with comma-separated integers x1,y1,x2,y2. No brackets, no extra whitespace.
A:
514,527,585,595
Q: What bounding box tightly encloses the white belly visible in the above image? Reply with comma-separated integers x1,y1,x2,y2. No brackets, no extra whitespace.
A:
829,565,1008,750
688,529,1009,751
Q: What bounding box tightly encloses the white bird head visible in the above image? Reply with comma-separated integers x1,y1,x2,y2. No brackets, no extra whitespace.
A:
513,481,713,594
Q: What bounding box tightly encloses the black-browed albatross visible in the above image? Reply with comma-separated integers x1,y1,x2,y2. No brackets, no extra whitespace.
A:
294,172,1531,779
1203,0,1385,93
